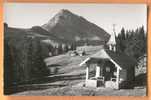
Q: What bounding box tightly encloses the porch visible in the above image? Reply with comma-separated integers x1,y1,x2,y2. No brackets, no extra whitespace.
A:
85,59,121,89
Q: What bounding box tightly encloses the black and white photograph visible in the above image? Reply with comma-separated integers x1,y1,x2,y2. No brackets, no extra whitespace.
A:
4,3,147,96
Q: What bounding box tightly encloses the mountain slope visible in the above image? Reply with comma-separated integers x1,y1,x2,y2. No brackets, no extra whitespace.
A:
42,9,110,45
4,25,68,47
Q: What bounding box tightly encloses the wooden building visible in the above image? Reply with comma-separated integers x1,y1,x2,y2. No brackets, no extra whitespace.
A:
79,32,137,89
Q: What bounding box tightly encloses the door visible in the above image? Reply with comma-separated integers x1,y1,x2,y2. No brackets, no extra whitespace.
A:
103,61,115,81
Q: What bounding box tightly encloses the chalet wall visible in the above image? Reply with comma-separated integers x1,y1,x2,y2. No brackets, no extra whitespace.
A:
120,69,127,81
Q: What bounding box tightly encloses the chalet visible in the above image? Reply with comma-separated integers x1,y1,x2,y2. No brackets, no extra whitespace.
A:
79,32,137,89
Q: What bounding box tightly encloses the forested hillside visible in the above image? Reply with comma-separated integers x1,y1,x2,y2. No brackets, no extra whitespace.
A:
116,26,146,60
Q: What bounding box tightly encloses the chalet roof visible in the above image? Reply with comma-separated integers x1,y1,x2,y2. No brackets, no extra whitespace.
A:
90,49,110,59
105,50,137,69
80,49,137,69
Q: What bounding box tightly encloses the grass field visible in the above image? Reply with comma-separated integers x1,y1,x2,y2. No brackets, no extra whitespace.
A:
9,45,146,96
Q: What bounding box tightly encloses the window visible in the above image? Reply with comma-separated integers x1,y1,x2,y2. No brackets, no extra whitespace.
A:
106,67,110,72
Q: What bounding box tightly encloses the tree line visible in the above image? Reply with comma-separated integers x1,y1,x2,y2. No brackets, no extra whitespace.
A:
116,26,147,60
49,42,77,56
4,36,77,92
4,38,49,89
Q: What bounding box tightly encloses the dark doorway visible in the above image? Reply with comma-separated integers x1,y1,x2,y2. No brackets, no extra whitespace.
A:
103,61,116,81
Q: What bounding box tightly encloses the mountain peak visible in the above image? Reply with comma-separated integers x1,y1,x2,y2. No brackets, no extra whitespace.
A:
42,9,79,30
42,9,110,45
55,9,78,19
58,9,72,14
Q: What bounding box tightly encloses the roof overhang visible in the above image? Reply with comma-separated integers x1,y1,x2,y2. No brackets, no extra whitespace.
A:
79,57,90,66
79,57,122,70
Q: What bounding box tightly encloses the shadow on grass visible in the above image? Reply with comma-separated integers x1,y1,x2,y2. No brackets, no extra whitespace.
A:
4,84,66,95
134,73,146,87
28,74,85,84
47,64,61,67
4,74,85,95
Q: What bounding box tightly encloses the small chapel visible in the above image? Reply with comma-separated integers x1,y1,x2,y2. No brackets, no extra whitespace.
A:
79,30,137,89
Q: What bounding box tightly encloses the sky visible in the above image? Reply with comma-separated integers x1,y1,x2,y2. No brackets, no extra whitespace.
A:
4,3,147,34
